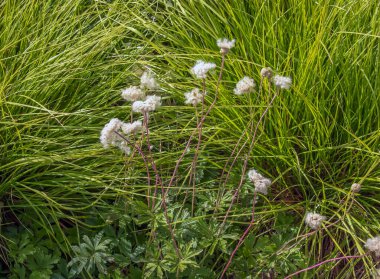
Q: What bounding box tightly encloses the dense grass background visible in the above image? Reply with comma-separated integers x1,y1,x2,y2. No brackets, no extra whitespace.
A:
1,0,379,278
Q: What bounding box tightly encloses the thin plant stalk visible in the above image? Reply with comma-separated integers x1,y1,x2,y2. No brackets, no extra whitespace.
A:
114,130,151,185
284,254,367,279
190,78,206,215
220,89,280,229
216,79,269,209
142,112,181,258
216,78,271,207
220,191,258,278
165,53,226,196
143,112,159,210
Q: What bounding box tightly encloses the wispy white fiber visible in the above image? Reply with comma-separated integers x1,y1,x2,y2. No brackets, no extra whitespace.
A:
217,38,235,54
140,70,159,90
121,86,145,101
234,76,256,95
191,60,216,79
305,212,326,230
184,88,205,106
273,75,292,90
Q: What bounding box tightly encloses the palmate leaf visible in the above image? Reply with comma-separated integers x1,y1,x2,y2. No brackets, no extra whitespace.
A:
68,231,113,277
8,233,36,264
10,263,26,279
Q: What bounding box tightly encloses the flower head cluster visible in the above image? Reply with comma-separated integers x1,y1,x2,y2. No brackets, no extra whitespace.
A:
191,60,216,79
121,86,145,102
132,95,161,113
100,118,122,149
365,236,380,256
100,118,141,154
140,70,159,90
247,169,272,195
273,75,292,90
305,212,326,230
217,38,235,54
121,120,143,134
351,183,361,193
234,76,256,95
260,67,273,79
184,88,205,106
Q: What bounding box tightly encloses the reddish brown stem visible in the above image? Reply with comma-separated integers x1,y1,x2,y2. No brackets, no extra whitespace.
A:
165,54,226,197
220,191,257,278
216,79,266,208
142,112,181,258
284,254,367,279
220,90,280,228
190,78,206,215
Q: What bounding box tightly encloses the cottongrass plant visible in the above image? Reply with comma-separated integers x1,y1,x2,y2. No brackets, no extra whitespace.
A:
99,37,377,278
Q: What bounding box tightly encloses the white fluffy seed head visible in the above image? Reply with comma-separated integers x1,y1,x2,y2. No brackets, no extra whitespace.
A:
140,70,159,90
247,169,265,182
253,178,271,195
100,118,122,148
191,60,216,79
145,95,161,109
184,88,205,106
115,140,131,155
305,212,326,230
217,38,235,54
234,76,256,95
247,169,271,195
260,67,273,79
121,86,145,101
365,236,380,256
132,95,161,113
121,120,143,135
351,183,362,193
273,75,292,90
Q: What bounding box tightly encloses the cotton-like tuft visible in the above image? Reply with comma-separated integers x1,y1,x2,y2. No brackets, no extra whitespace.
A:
253,178,271,195
217,38,235,54
273,75,292,90
100,118,122,148
305,212,326,230
247,169,265,182
234,76,256,95
132,95,161,113
121,86,145,101
184,88,205,106
260,67,273,79
115,140,131,155
121,120,143,135
365,236,380,256
191,60,216,79
351,183,361,193
140,70,159,90
247,169,271,195
145,95,161,110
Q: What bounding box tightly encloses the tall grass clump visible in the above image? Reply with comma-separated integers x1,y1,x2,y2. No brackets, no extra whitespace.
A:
0,0,156,271
1,0,379,278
